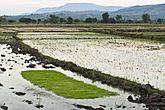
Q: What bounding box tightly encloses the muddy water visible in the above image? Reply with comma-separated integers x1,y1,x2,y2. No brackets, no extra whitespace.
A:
19,32,165,91
0,44,147,110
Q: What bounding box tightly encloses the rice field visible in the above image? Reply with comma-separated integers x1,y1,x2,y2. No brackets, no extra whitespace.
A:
126,32,165,36
18,32,165,90
0,32,16,43
0,43,146,110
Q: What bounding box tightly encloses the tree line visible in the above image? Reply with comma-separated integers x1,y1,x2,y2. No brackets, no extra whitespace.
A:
101,12,164,23
0,12,164,24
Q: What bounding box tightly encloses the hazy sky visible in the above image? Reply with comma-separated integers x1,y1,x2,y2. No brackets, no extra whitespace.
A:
0,0,165,15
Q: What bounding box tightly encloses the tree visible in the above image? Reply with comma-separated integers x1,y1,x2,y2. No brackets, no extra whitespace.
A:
109,18,116,23
157,18,163,23
38,19,41,22
19,18,36,23
142,14,151,23
115,15,123,23
49,15,60,23
126,20,134,23
85,17,97,23
67,17,73,24
102,12,109,23
0,17,6,22
60,18,67,23
74,19,80,23
8,20,16,23
85,18,93,23
43,19,48,24
92,18,97,23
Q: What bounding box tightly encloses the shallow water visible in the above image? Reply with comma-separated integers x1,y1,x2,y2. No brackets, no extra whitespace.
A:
19,32,165,91
0,44,147,110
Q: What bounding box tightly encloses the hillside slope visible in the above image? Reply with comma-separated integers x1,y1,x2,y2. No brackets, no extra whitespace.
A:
35,3,124,14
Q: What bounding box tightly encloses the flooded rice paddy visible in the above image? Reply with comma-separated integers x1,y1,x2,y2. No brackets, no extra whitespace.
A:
18,32,165,91
0,44,147,110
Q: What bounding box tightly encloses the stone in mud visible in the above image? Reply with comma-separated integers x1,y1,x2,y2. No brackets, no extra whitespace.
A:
42,65,55,69
37,62,42,65
29,57,37,61
116,105,122,108
9,87,14,90
7,47,11,50
0,83,3,87
128,95,134,102
122,106,126,108
23,100,33,104
73,104,94,110
13,92,26,96
0,68,6,72
27,64,36,68
7,59,11,62
99,105,106,108
73,104,105,110
1,54,5,57
35,104,44,109
24,59,30,63
142,84,153,90
0,105,8,110
95,108,104,110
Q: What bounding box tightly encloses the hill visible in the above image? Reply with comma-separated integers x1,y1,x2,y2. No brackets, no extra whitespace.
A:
3,3,165,21
34,3,124,14
4,11,104,21
112,3,165,20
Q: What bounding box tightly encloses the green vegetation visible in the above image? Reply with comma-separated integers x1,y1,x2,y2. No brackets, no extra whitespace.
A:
67,17,74,24
2,11,164,24
0,17,7,22
102,12,109,23
0,32,17,44
142,14,151,23
157,18,164,24
115,15,123,23
85,17,97,23
48,15,63,24
22,70,117,99
19,18,37,24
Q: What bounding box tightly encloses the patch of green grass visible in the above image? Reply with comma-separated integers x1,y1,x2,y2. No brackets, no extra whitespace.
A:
0,32,16,43
22,70,117,99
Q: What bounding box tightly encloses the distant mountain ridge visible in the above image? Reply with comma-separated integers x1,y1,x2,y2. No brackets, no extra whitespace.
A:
112,3,165,20
4,11,104,21
35,3,124,14
3,3,165,21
